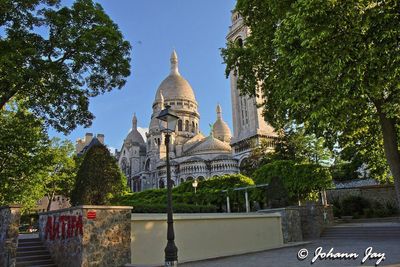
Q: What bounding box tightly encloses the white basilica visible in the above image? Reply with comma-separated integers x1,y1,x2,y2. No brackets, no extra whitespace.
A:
118,12,277,192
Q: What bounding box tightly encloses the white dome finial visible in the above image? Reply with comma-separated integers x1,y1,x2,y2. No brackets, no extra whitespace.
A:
170,49,179,75
216,104,222,119
132,113,137,130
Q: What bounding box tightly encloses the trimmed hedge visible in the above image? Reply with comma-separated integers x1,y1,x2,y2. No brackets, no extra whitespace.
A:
131,203,217,213
112,174,255,212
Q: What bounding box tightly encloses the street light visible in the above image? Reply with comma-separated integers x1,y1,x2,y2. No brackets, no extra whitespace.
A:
157,105,179,267
192,179,198,194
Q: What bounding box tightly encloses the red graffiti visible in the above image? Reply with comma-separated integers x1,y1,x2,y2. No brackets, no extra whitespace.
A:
45,215,83,240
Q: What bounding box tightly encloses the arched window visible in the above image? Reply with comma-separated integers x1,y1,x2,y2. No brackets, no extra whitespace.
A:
185,120,189,131
191,121,195,133
159,179,165,189
178,119,183,131
236,38,243,47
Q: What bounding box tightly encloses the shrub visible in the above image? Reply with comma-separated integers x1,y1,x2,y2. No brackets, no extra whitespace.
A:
131,203,217,213
385,202,399,216
112,174,255,212
341,196,371,216
71,143,127,205
253,160,333,204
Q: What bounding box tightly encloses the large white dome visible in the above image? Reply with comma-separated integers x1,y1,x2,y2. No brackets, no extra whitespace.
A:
154,50,196,103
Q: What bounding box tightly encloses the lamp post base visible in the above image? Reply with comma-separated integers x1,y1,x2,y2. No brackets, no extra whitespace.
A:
165,260,178,267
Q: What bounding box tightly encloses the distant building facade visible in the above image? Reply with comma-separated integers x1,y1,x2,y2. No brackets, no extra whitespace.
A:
117,51,239,192
76,133,105,155
36,195,71,213
117,13,279,192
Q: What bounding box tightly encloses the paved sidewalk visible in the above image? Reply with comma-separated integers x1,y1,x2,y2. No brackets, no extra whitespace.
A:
180,238,400,267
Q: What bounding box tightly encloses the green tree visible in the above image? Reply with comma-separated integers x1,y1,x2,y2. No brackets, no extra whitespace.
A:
222,0,400,205
270,124,333,165
0,105,50,210
42,138,76,211
253,160,333,204
0,0,131,133
71,142,126,205
240,123,333,176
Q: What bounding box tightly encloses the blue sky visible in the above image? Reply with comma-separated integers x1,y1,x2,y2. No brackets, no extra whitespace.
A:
50,0,237,152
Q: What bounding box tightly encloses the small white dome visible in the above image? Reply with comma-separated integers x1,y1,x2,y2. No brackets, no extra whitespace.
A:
125,113,145,145
212,104,231,143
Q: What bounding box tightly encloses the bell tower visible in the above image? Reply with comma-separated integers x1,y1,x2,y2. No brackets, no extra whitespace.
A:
227,11,277,165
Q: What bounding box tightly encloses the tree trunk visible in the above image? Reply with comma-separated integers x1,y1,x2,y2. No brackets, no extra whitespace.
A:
377,110,400,208
47,192,55,212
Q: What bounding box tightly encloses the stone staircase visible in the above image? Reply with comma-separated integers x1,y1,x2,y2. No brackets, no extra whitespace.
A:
321,223,400,239
16,238,56,267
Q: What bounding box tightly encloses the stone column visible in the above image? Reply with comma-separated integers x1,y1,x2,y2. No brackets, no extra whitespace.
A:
0,205,22,267
39,205,132,267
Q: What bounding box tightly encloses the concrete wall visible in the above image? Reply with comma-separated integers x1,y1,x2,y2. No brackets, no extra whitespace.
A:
0,205,21,267
130,213,283,266
39,205,132,267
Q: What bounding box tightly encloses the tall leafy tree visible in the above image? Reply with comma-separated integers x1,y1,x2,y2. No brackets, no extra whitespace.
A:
222,0,400,205
71,142,126,205
43,138,76,211
0,104,50,210
0,0,131,133
240,123,332,176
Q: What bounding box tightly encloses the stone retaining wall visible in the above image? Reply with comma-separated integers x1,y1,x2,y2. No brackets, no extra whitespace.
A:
0,205,21,267
297,204,334,239
38,205,132,267
257,207,303,243
258,204,334,241
327,185,398,208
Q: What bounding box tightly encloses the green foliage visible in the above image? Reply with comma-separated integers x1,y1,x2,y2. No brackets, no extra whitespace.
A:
113,174,255,212
174,174,254,193
341,196,371,216
271,124,333,166
332,195,399,218
253,160,333,203
0,106,50,210
130,203,217,213
240,124,333,177
42,138,76,211
71,143,126,205
266,176,290,208
222,0,400,205
0,0,131,133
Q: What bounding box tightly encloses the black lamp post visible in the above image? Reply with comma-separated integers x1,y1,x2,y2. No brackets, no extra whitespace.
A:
157,105,179,267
